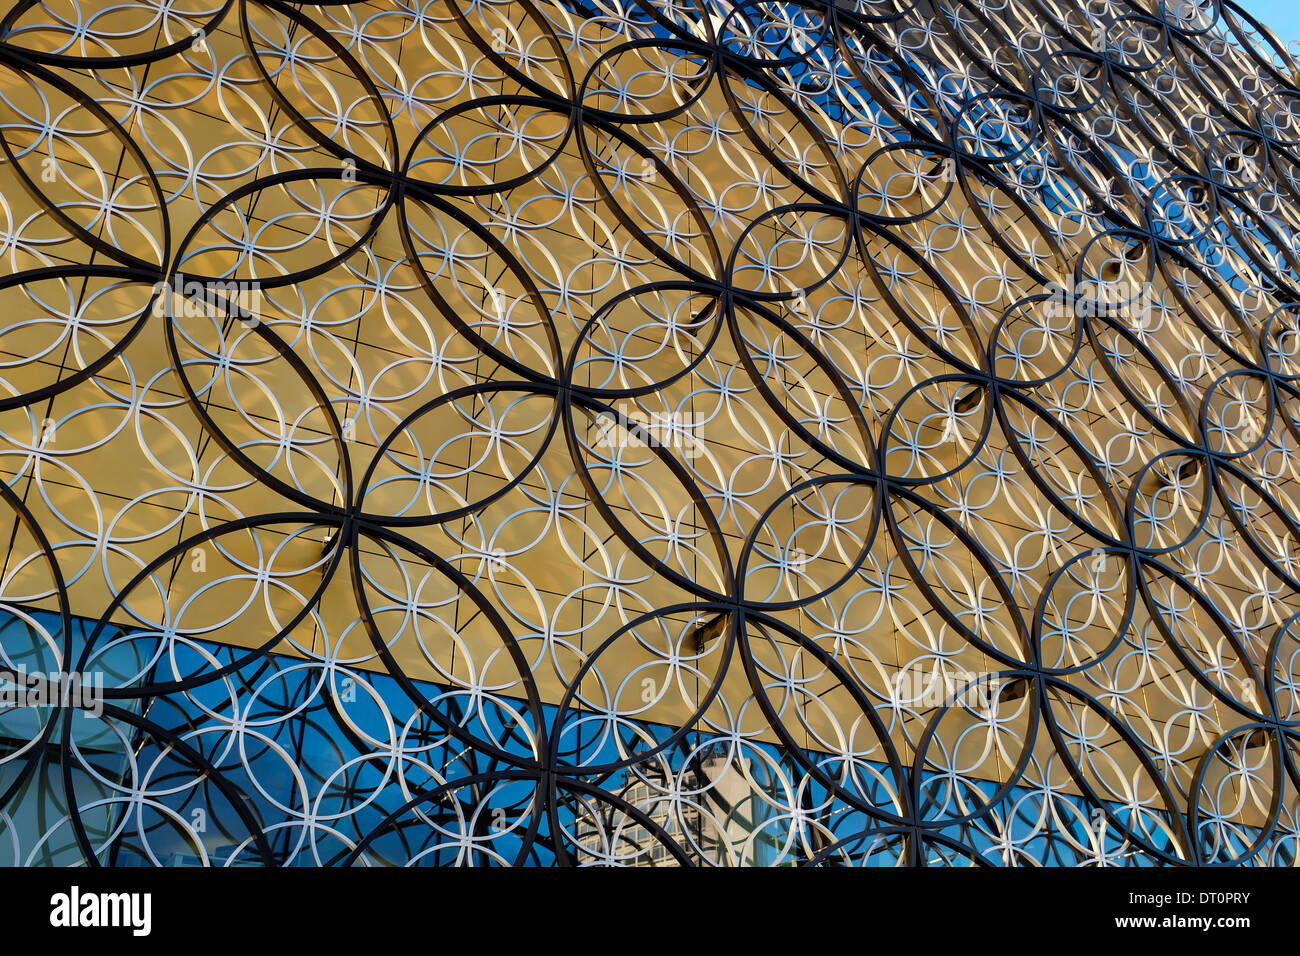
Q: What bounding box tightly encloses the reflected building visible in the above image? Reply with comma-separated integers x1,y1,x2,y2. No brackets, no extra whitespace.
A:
573,743,793,866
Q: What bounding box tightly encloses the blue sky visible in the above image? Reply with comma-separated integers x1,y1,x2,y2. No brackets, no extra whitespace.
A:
1238,0,1295,42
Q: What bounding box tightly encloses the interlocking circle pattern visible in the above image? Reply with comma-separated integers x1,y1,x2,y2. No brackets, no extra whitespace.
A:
2,0,1300,866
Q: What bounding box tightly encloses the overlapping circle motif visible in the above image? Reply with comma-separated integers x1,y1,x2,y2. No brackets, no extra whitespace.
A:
1,0,1300,865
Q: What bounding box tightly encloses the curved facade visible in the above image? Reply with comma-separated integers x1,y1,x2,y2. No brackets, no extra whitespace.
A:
1,0,1300,865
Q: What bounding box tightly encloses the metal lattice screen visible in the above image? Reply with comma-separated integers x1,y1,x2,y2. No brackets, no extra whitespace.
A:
0,0,1299,865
